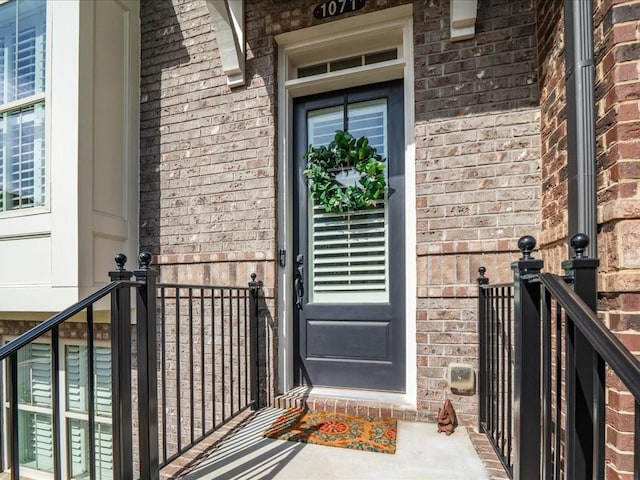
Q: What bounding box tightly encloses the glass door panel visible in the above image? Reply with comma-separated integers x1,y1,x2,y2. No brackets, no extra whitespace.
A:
307,99,389,303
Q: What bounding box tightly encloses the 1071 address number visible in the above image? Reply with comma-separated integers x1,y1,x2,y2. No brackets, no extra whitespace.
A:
313,0,366,20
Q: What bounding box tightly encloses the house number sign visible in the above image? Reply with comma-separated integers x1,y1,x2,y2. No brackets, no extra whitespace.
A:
313,0,366,20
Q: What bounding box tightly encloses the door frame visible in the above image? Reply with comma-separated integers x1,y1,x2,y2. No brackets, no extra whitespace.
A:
275,4,416,402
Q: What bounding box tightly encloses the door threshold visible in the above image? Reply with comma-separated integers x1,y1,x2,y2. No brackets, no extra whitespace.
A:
276,385,418,419
286,385,412,406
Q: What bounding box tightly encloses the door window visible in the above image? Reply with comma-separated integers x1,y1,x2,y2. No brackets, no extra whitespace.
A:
307,99,389,304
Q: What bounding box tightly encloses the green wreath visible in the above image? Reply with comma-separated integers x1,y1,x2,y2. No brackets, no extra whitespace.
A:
303,130,387,213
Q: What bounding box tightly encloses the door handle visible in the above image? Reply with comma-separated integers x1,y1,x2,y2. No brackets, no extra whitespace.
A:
294,254,304,310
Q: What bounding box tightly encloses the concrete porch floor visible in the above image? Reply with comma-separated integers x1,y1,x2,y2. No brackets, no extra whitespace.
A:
176,407,492,480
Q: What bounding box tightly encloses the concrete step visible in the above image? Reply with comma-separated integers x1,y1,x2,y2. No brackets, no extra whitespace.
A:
175,407,494,480
274,386,423,421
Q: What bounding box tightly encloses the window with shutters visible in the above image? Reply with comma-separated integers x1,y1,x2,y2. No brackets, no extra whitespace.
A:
16,343,53,473
307,98,389,303
0,0,47,213
5,341,113,479
65,345,113,480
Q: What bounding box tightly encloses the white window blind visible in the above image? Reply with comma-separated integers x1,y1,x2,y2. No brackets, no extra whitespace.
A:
17,343,54,473
0,0,46,212
18,342,51,407
67,420,113,480
307,100,389,303
65,345,113,479
7,342,113,478
95,423,113,480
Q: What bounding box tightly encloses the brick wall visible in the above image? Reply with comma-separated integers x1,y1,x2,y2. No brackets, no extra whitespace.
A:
415,0,540,419
140,0,542,426
139,0,279,400
139,0,277,273
536,0,568,257
537,0,640,477
594,0,640,478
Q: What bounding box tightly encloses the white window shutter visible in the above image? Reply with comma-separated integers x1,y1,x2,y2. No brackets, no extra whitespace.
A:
307,100,390,303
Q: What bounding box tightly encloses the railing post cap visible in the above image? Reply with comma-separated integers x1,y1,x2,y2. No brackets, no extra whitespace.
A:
563,233,599,272
134,251,157,282
570,233,589,258
512,236,543,274
138,251,153,269
517,235,536,260
109,253,133,281
477,266,489,285
114,253,127,270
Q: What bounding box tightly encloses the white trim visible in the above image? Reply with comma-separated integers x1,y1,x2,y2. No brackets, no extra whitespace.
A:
450,0,478,41
402,17,417,406
276,4,416,406
0,92,46,115
205,0,245,87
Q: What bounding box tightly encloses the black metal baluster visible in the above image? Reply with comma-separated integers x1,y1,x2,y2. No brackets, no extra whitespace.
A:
500,286,507,458
221,289,226,421
244,290,249,406
496,288,502,449
87,306,96,480
229,288,234,416
0,353,4,472
249,274,260,410
188,288,194,445
506,286,513,470
200,289,205,435
176,288,181,454
554,303,562,480
541,289,552,480
211,288,217,428
51,328,61,479
161,287,167,464
635,401,639,480
491,288,498,443
477,267,488,433
10,352,19,480
235,289,240,410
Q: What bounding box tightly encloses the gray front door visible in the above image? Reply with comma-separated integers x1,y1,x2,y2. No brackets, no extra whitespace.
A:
293,80,405,392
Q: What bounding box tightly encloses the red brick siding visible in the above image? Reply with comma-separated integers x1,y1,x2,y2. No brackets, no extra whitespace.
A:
415,0,540,419
537,0,640,476
140,0,541,427
536,0,568,253
595,1,640,478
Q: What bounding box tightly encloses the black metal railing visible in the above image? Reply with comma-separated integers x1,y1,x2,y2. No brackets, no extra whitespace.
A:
0,253,261,479
156,274,261,467
477,268,514,476
479,234,640,480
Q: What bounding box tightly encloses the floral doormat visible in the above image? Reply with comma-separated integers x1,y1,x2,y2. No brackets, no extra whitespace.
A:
263,408,397,454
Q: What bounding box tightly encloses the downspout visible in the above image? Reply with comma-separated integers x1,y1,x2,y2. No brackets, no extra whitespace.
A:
563,8,603,480
564,0,598,257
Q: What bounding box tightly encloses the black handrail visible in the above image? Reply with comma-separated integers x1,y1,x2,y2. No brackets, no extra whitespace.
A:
479,234,640,480
0,253,262,480
0,280,135,362
539,272,640,398
157,282,251,290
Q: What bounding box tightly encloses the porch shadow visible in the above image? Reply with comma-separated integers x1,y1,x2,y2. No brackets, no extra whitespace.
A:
180,407,492,480
181,408,307,480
